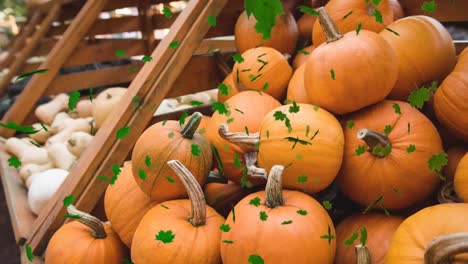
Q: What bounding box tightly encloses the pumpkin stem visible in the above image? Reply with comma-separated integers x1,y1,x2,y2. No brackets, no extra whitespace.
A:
424,233,468,264
167,160,206,227
356,244,371,264
437,181,462,204
181,112,203,139
244,152,267,179
206,170,228,184
265,165,285,208
218,123,260,152
316,7,343,43
66,205,107,239
357,128,392,158
213,49,231,78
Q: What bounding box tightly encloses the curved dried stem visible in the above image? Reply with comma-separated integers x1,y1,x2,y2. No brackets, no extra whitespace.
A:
316,7,343,43
265,165,285,208
67,205,107,239
357,128,392,158
181,112,202,139
424,233,468,264
244,152,267,179
206,170,228,184
356,244,371,264
218,123,260,152
438,181,462,204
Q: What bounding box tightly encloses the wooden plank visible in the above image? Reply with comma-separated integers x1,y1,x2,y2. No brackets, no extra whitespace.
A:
149,104,213,126
33,38,59,57
49,16,141,36
139,0,157,53
0,146,36,245
205,0,244,38
26,0,227,254
399,0,468,22
44,62,141,96
0,0,110,138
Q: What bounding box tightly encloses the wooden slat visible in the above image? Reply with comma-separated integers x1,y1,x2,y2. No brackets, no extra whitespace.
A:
33,38,59,57
49,16,140,36
149,104,213,125
139,0,157,53
0,0,110,138
205,0,243,38
399,0,468,22
26,0,227,254
45,62,141,96
0,146,36,245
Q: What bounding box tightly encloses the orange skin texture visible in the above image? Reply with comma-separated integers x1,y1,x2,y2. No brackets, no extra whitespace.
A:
380,16,456,100
233,47,292,101
434,48,468,142
217,73,241,103
206,91,281,185
220,190,336,264
386,203,468,264
297,13,317,40
338,100,443,210
258,104,344,194
291,45,315,70
131,120,212,201
304,30,398,115
104,163,158,248
235,11,299,55
445,145,468,181
286,64,311,104
454,153,468,202
131,200,225,264
389,0,404,20
312,0,395,46
45,221,128,264
335,213,404,264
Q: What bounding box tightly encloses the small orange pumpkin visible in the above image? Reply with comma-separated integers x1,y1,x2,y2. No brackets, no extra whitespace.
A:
220,165,336,263
445,146,468,181
297,13,316,43
291,45,315,70
286,64,311,104
454,153,468,202
131,160,225,263
45,205,128,263
233,47,292,101
131,112,212,200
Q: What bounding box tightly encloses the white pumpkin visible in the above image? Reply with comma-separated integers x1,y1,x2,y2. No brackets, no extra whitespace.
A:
27,169,68,215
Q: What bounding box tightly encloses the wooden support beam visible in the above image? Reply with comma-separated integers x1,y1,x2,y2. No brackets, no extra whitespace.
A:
138,0,157,53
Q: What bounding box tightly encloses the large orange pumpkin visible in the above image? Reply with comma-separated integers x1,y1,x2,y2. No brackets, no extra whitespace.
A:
235,11,299,55
337,100,443,210
312,0,400,46
335,213,404,264
45,205,128,263
233,47,292,101
304,8,398,115
433,48,468,142
386,203,468,263
219,104,344,195
131,160,225,263
286,64,311,104
131,112,212,200
220,165,336,263
454,153,468,202
380,16,456,100
206,91,281,186
104,162,157,247
445,145,468,181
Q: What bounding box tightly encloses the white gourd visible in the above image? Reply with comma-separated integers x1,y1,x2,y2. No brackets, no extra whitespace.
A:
27,169,68,215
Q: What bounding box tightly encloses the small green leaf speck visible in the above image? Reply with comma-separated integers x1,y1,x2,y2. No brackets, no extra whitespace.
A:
347,120,355,129
155,230,175,244
297,209,308,215
392,103,401,115
191,144,201,156
68,90,80,111
63,194,74,207
207,15,216,26
162,7,173,18
169,41,180,49
138,169,147,180
259,211,268,221
281,220,293,225
355,145,366,156
356,22,362,35
344,231,359,245
7,156,21,168
330,69,336,80
406,144,416,153
248,254,264,264
116,126,130,139
421,1,437,12
297,175,308,184
322,200,332,210
220,224,231,232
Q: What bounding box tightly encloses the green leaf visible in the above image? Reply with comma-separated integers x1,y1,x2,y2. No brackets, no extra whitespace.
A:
407,82,438,109
283,136,311,149
297,49,310,55
289,101,300,113
330,69,336,80
145,155,151,167
360,226,368,246
169,41,180,49
408,122,411,134
273,111,292,132
0,122,40,134
322,200,332,210
347,120,355,129
160,204,170,209
68,90,80,111
232,53,244,63
248,73,262,82
249,197,261,207
212,146,224,174
392,103,401,115
259,211,268,221
244,0,284,40
128,66,138,73
344,231,359,245
155,230,175,244
165,176,175,183
342,10,353,20
297,209,308,215
234,108,244,114
281,220,293,225
212,102,229,115
121,258,134,264
231,205,236,223
162,7,173,18
310,129,319,141
97,175,109,182
262,82,269,91
190,100,204,106
313,104,319,111
167,131,175,138
220,223,231,232
138,169,147,180
428,152,448,173
89,87,94,103
248,254,264,264
373,0,383,5
299,5,319,16
63,194,74,207
63,213,82,219
372,145,392,157
131,95,142,109
240,167,253,188
7,156,21,168
222,240,234,244
115,49,125,57
25,244,34,262
116,126,130,139
383,125,392,135
421,1,437,12
385,27,400,36
297,175,308,184
356,22,362,35
355,145,366,156
15,69,49,81
373,9,383,23
406,144,416,153
191,144,201,156
320,225,336,244
141,55,152,62
233,152,242,168
363,195,384,213
218,83,229,95
207,15,217,26
109,164,122,185
179,110,189,126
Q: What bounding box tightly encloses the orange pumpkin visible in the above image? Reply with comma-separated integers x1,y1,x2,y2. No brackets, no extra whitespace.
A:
220,165,336,263
380,16,456,100
433,48,468,142
104,163,157,247
335,213,404,264
291,45,315,70
206,91,281,186
235,11,299,55
297,13,316,43
131,160,225,263
445,146,468,181
312,0,399,46
219,104,344,195
45,205,128,263
131,112,212,200
389,0,404,20
337,100,443,210
454,153,468,202
233,47,292,101
386,203,468,263
286,64,311,104
304,8,398,115
217,73,245,103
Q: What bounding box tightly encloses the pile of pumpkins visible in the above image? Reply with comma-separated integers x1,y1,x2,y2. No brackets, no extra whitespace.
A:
44,0,468,263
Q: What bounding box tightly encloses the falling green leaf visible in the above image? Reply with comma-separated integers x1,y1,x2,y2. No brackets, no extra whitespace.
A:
283,136,311,149
356,22,362,35
406,144,416,153
310,129,319,141
428,152,448,177
408,122,411,134
363,195,384,213
138,169,147,180
212,102,229,115
299,5,319,16
322,200,332,210
145,155,151,167
169,41,180,49
383,125,392,135
296,175,308,184
0,122,40,134
373,9,383,23
97,175,109,182
63,194,74,207
232,53,244,63
240,167,253,188
116,126,130,139
190,100,204,106
162,7,173,18
207,15,217,26
68,90,80,111
262,82,269,91
244,0,284,39
297,209,308,215
179,110,189,126
115,49,125,57
281,220,293,225
360,227,368,246
222,240,234,244
385,27,400,36
220,223,231,232
407,81,438,109
347,120,355,129
289,101,300,113
392,103,401,115
15,69,49,81
63,213,81,219
330,69,336,80
155,230,175,244
320,225,336,244
167,131,175,138
421,1,437,12
25,244,34,262
249,197,261,207
128,66,138,73
273,111,292,133
373,0,383,5
355,145,366,156
218,83,229,95
248,254,264,264
141,55,152,62
160,204,169,209
121,258,134,264
109,164,122,185
344,231,359,245
8,156,21,168
342,10,353,20
191,144,201,156
297,49,310,55
231,205,236,223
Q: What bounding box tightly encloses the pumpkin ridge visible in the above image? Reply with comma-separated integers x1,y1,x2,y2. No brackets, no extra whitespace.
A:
149,136,185,190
